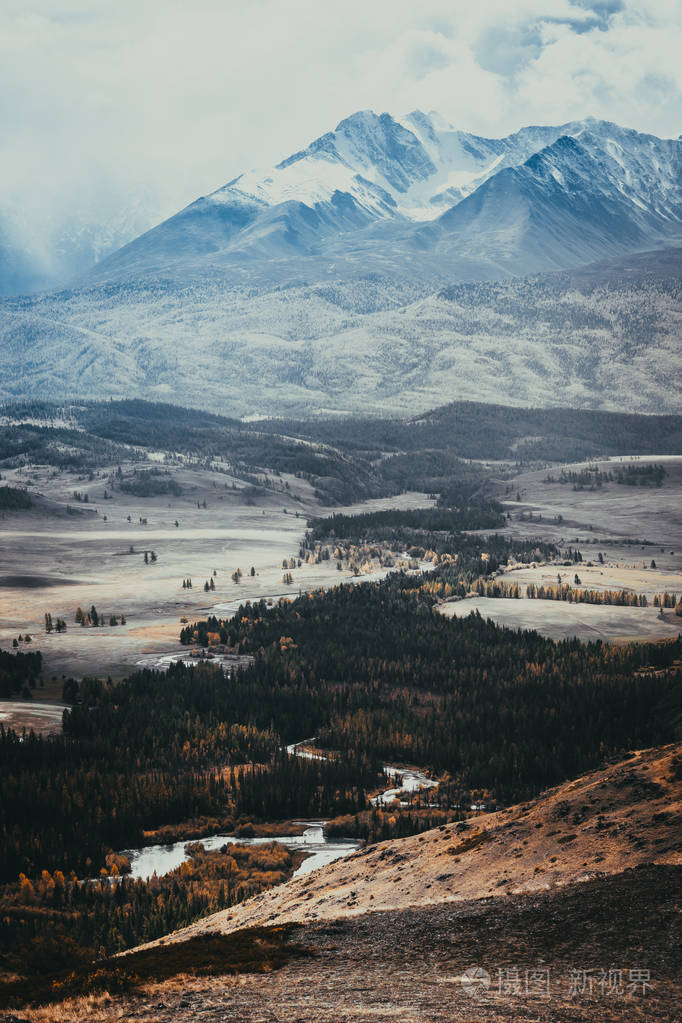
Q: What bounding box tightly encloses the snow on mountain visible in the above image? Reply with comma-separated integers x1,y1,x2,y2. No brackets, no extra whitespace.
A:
418,123,682,277
196,111,678,229
3,111,681,296
2,110,682,416
219,111,578,222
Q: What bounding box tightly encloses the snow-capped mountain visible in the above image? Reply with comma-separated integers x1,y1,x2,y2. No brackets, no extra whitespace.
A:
1,111,681,417
416,130,682,276
82,112,682,288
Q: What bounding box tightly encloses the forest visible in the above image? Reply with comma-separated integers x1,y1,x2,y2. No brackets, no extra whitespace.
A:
4,525,679,890
546,463,668,489
4,576,679,905
0,649,42,698
118,467,184,497
0,485,33,510
257,400,682,463
306,510,556,558
297,523,559,600
470,577,651,607
0,422,136,471
0,839,307,989
306,503,507,543
1,670,380,883
180,562,681,802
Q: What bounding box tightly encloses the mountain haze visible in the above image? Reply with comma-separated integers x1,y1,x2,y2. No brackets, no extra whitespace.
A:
0,195,165,299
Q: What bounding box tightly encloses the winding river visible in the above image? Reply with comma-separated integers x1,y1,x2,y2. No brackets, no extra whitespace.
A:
119,740,437,882
370,764,438,806
286,738,438,806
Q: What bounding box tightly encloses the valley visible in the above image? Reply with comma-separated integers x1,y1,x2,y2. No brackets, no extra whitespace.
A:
0,457,402,685
2,403,680,701
0,402,681,1021
2,11,682,1021
4,745,681,1022
133,741,682,938
0,329,678,1023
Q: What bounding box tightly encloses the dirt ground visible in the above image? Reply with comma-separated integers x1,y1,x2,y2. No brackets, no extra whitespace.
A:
8,865,680,1023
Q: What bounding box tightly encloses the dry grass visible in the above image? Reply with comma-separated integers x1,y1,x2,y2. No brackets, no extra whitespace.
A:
9,864,680,1023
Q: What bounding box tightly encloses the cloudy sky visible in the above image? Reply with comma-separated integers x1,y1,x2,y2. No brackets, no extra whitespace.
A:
1,0,681,257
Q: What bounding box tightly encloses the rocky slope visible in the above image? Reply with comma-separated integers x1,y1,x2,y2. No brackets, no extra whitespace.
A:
8,743,680,1023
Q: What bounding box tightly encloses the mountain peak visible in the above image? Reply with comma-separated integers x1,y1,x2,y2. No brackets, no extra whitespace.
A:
172,112,682,241
334,108,384,132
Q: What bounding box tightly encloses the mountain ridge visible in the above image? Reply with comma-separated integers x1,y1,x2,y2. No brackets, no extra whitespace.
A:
3,110,681,298
1,246,680,417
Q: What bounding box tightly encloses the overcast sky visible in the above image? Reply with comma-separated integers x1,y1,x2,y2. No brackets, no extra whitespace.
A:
1,0,681,238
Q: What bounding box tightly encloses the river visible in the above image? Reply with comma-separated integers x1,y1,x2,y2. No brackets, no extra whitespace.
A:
121,823,359,882
370,765,438,806
286,738,438,806
121,745,437,882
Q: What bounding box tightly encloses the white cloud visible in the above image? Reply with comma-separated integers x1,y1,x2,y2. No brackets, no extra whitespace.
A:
0,0,680,263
